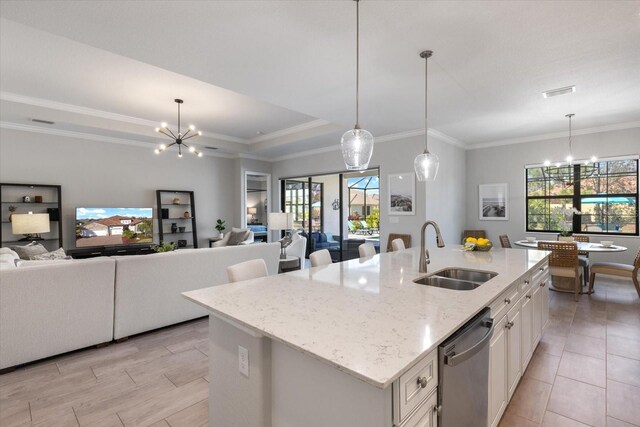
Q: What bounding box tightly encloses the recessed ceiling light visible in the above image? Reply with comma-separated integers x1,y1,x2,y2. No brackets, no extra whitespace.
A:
31,118,55,125
542,86,576,98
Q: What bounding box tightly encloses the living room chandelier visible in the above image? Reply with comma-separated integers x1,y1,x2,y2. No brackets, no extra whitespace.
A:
154,99,203,158
542,114,598,186
340,0,374,171
414,50,439,181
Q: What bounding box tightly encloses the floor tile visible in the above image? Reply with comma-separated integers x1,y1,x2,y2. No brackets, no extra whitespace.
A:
564,333,606,359
538,333,567,357
504,377,551,424
125,349,206,386
165,398,208,427
608,354,640,388
542,411,590,426
569,318,606,340
607,380,640,426
524,350,561,384
0,399,31,427
91,346,172,378
117,378,208,426
608,335,640,361
557,351,606,388
606,416,638,427
498,411,539,427
608,321,640,342
547,376,606,427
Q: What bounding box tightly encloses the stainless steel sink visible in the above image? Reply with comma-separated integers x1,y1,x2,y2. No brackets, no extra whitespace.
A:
412,268,498,290
432,268,497,284
413,275,481,291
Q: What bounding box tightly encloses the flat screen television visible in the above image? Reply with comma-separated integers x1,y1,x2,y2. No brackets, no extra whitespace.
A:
75,207,153,248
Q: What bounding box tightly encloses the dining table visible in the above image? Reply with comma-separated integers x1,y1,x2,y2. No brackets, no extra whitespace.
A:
514,239,628,292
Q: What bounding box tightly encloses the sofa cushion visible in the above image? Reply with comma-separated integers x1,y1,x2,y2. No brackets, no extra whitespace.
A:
16,258,74,268
227,230,250,246
318,233,327,243
0,247,20,258
31,247,69,260
11,242,48,260
0,253,18,270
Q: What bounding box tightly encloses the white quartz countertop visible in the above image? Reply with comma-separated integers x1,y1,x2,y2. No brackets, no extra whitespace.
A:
183,246,548,389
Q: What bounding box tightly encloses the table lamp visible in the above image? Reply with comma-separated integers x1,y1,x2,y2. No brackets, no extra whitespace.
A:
12,212,50,241
268,212,293,259
247,207,257,223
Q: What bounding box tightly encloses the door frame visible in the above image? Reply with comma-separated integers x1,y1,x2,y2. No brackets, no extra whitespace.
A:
242,170,271,241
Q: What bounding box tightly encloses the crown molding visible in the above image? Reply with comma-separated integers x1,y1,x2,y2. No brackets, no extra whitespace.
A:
467,120,640,150
247,119,332,143
267,127,465,162
0,91,248,144
0,121,237,158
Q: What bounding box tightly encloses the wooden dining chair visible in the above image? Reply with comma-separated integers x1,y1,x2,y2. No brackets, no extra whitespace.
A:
227,259,268,282
499,235,512,249
386,233,411,252
589,248,640,297
358,243,376,258
538,241,582,301
391,238,406,252
556,234,589,286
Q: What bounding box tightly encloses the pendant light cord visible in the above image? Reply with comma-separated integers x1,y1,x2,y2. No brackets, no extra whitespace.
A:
421,51,433,153
354,0,360,130
177,102,181,136
568,114,572,159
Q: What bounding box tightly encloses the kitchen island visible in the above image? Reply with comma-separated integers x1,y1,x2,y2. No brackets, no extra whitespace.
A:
183,246,550,427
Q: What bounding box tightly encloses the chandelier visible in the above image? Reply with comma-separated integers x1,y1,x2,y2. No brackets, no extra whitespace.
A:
154,99,203,158
414,50,439,181
542,114,598,186
341,0,374,171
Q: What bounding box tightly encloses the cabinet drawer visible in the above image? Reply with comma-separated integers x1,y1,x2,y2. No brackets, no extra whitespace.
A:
400,388,437,427
532,263,549,285
518,276,533,295
394,348,438,424
490,287,519,322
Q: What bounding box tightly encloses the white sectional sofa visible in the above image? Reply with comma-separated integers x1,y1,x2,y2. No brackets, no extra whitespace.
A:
0,257,116,370
113,243,280,340
0,242,281,370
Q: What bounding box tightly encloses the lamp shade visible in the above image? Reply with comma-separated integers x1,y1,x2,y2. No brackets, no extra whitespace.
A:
11,213,50,234
268,212,293,230
247,207,257,215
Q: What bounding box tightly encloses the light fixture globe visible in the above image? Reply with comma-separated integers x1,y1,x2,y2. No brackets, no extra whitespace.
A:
341,128,374,170
414,150,440,182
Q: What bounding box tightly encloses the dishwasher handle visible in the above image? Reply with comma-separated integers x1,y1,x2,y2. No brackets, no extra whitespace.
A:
444,318,494,367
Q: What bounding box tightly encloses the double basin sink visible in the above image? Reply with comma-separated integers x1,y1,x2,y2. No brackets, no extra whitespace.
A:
413,268,498,291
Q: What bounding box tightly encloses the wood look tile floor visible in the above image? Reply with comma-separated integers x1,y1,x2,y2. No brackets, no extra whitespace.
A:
0,276,638,427
500,276,640,427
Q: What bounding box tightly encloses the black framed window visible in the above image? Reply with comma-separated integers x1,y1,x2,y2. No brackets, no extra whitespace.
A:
526,158,638,235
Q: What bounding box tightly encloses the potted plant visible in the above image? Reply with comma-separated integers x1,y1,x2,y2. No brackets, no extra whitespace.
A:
153,242,176,252
215,219,226,238
555,207,582,241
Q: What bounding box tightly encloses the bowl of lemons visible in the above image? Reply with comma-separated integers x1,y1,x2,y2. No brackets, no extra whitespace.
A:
463,237,493,252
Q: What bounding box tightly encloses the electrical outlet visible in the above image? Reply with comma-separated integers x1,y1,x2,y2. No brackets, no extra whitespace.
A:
238,345,249,377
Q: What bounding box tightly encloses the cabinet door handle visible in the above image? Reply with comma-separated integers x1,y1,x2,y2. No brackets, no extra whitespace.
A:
539,266,545,271
524,280,530,285
417,376,428,388
540,282,546,287
505,321,513,329
526,295,532,299
504,298,511,304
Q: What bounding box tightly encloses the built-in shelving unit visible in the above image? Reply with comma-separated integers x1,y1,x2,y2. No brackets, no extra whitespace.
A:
156,190,198,249
1,183,63,250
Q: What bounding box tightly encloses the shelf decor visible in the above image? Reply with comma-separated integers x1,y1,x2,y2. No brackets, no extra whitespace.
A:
156,190,198,248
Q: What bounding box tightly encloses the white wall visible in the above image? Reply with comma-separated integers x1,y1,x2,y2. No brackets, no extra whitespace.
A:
311,174,341,236
270,134,467,251
0,128,236,249
465,127,640,264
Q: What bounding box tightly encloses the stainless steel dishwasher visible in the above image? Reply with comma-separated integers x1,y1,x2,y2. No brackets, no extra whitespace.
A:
438,307,494,427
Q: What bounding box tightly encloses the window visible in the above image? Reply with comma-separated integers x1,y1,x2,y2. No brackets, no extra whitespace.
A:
283,180,323,232
526,157,638,235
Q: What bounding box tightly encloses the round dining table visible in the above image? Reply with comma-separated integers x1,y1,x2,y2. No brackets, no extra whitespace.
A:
514,239,627,293
514,239,628,253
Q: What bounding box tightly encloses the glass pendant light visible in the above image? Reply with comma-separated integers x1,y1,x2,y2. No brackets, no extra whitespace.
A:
414,50,440,181
341,0,374,171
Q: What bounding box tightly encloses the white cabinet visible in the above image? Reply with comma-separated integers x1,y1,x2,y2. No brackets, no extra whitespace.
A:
488,315,508,427
520,289,534,371
532,284,542,347
506,298,522,399
401,389,437,427
541,277,550,330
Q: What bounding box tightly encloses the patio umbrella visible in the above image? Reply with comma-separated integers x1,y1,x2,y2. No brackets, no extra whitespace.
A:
582,196,633,204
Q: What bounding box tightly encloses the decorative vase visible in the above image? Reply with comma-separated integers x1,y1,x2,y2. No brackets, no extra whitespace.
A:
173,197,181,205
183,211,190,219
171,223,178,234
558,235,574,242
178,226,186,233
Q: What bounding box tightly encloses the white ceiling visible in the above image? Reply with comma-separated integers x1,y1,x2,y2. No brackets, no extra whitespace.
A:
1,1,639,160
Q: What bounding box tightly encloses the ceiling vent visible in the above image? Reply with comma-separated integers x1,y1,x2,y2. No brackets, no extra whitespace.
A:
31,118,55,125
542,86,576,98
204,146,218,150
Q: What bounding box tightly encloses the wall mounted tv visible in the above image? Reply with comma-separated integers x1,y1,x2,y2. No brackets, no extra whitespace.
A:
75,207,153,248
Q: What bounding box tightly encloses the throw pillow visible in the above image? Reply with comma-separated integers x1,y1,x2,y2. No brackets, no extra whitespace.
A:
227,230,250,246
15,259,73,268
0,247,20,258
11,241,48,260
31,247,69,260
318,233,327,243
